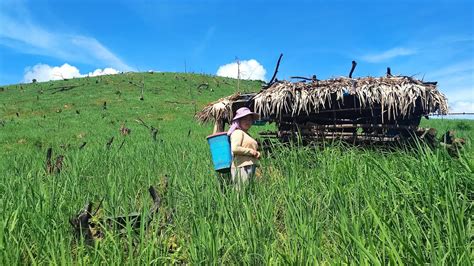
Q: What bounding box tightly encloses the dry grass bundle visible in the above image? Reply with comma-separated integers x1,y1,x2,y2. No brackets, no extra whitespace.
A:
195,92,241,123
254,76,448,120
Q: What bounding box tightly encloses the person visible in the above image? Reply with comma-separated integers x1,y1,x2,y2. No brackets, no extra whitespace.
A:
227,107,260,189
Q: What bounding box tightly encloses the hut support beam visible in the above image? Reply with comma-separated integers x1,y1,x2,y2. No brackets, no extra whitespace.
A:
213,119,225,134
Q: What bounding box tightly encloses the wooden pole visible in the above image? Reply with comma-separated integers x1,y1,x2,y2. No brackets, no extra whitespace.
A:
349,60,357,78
269,54,283,84
212,119,225,134
236,57,240,93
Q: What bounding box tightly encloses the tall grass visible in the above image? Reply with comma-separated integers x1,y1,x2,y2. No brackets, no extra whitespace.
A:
1,135,471,264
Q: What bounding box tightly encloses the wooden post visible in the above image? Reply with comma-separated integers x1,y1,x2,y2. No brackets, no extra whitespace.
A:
236,57,241,93
212,119,225,134
267,53,283,86
349,61,357,78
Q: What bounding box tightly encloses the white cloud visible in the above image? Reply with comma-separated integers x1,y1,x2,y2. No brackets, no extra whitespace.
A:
0,7,133,71
423,60,474,105
69,36,132,71
361,47,417,63
87,67,119,77
23,63,119,83
426,60,473,80
449,101,474,113
216,59,266,81
23,64,81,82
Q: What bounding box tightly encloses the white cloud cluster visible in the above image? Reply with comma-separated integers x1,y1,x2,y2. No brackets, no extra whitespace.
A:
425,60,473,116
216,59,266,81
86,67,119,77
449,101,474,113
361,47,417,63
23,63,119,83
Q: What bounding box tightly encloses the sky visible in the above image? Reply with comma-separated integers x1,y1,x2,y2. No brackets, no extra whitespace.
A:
0,0,473,113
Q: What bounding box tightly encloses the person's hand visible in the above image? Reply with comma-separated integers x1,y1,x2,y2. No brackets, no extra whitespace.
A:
251,150,261,159
255,151,261,159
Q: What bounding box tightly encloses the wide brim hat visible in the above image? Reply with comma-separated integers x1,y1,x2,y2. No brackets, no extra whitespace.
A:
232,107,259,121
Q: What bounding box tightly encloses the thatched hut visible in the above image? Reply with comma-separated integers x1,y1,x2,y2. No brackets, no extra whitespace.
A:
197,75,448,143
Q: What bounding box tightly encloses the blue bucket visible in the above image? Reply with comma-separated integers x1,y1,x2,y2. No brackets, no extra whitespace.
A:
206,132,232,173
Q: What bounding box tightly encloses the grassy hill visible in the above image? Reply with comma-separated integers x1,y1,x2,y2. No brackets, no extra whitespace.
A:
0,72,261,154
0,73,472,264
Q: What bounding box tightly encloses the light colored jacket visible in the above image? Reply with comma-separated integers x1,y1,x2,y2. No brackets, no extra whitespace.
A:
230,129,259,168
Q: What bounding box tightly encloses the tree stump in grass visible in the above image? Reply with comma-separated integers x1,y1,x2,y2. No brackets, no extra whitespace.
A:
440,130,466,157
69,203,95,244
69,186,161,244
79,142,87,150
415,127,438,148
151,127,158,141
45,148,65,174
55,155,64,174
46,148,53,174
106,136,114,149
120,125,131,136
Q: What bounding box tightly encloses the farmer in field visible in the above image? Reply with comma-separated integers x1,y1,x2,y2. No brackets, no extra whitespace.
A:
227,107,260,189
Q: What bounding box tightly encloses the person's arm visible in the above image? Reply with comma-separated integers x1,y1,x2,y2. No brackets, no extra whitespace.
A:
231,131,255,156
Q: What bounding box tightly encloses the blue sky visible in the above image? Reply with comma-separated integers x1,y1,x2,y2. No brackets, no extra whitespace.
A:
0,0,473,112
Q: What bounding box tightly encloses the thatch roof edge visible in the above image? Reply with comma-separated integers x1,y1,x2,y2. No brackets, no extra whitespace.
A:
195,92,241,124
196,76,449,123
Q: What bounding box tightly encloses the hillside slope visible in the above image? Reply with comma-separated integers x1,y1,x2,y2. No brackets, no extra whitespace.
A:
0,72,262,154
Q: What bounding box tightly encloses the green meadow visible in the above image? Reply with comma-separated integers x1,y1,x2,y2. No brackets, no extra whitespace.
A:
0,73,472,264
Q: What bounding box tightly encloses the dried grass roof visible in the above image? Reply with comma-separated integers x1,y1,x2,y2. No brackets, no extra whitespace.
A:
195,92,241,124
197,76,448,123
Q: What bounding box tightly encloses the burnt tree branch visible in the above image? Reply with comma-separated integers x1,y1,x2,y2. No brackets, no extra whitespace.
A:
349,61,357,78
264,53,283,89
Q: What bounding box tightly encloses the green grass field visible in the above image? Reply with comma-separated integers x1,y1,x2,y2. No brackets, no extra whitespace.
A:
0,73,472,264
